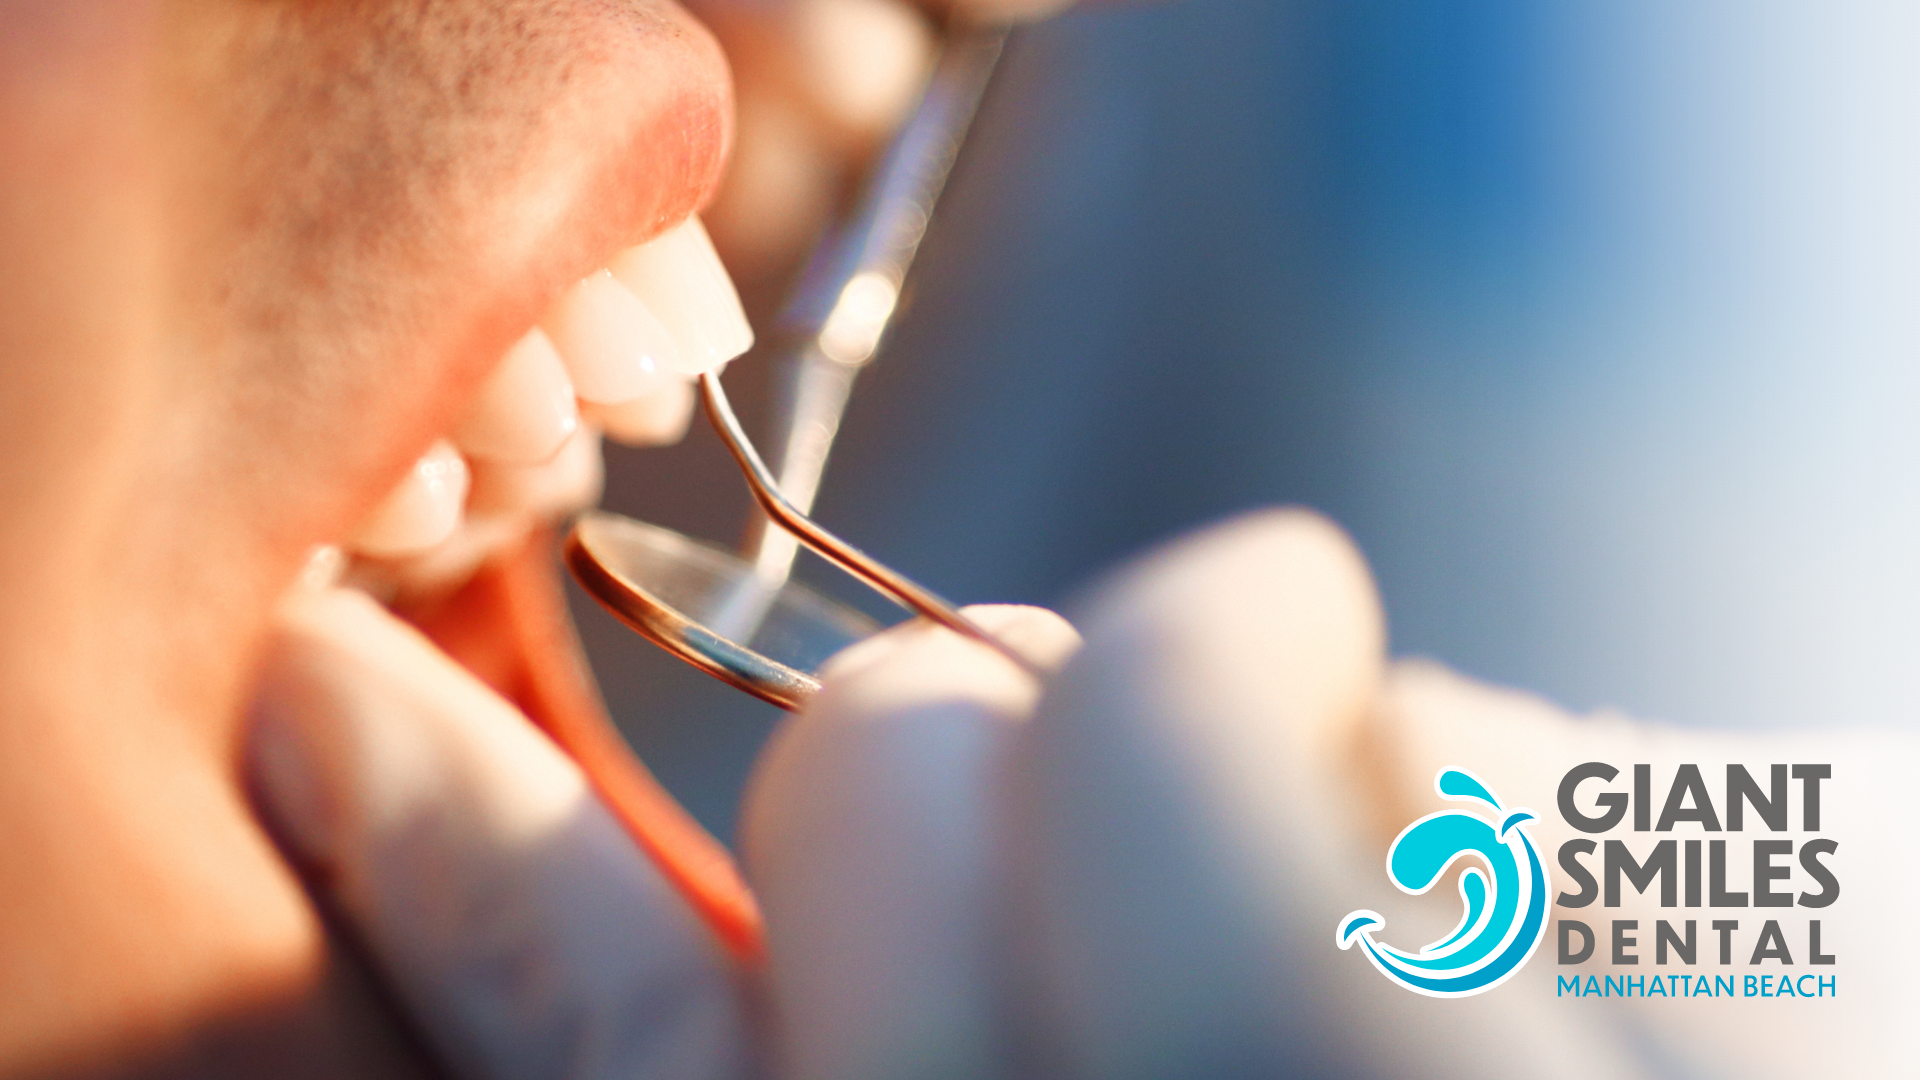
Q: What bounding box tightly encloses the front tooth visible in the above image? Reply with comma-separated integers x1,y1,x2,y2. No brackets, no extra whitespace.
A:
297,544,347,591
348,439,470,558
541,270,685,404
466,425,605,524
361,427,604,607
453,328,579,464
608,217,755,374
582,376,696,447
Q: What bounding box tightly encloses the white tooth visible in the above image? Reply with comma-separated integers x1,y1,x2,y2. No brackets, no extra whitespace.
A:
349,440,470,558
297,544,347,591
582,376,696,448
608,217,755,375
353,515,533,609
466,425,604,524
362,427,605,608
541,271,686,404
453,328,579,464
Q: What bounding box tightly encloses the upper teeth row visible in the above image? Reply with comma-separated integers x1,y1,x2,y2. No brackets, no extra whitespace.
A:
337,217,754,584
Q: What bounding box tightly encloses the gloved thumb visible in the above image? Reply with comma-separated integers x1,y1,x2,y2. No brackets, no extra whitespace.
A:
248,586,752,1080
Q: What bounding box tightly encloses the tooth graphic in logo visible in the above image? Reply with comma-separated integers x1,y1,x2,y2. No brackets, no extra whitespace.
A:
1336,768,1550,998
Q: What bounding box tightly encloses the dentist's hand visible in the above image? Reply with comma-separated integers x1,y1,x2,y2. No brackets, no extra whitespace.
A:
248,585,756,1080
742,511,1911,1079
680,0,1104,302
248,510,1916,1079
244,573,1078,1079
738,510,1608,1080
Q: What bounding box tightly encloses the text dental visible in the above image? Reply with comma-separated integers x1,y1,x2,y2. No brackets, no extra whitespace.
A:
1552,763,1836,999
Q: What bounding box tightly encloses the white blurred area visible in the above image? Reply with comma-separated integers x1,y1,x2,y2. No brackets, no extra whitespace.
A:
1347,1,1920,732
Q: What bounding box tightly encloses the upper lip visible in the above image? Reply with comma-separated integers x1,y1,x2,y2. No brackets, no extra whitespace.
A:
183,0,735,579
440,3,736,411
301,1,735,538
339,4,741,574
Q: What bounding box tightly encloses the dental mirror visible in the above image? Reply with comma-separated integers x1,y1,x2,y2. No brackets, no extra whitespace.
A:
566,25,1028,710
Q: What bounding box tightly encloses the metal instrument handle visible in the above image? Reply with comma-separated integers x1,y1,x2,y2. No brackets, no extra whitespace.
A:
742,27,1010,588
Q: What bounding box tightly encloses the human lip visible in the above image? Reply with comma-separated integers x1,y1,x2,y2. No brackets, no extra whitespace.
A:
307,4,755,605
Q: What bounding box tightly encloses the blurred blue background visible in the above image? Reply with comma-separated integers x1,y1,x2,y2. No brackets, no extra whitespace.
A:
580,0,1920,840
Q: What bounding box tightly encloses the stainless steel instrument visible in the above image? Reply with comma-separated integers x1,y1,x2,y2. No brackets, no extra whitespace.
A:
565,27,1033,710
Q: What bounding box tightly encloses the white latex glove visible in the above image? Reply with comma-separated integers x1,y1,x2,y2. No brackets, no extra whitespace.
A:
248,588,755,1080
250,511,1918,1079
742,511,1595,1080
681,0,1097,296
742,509,1916,1078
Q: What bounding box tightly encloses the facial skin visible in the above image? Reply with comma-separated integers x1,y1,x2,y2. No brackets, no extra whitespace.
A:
0,1,729,1075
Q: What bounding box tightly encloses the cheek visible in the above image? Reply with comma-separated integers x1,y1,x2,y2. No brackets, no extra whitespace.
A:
0,3,167,583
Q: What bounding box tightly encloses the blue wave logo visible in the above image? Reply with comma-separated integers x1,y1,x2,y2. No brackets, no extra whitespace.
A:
1336,768,1549,998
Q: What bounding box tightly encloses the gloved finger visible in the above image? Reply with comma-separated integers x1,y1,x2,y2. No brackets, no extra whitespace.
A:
738,605,1080,1080
684,0,933,288
689,0,934,153
687,0,1133,291
247,586,753,1080
913,0,1080,21
1006,508,1635,1079
690,0,1097,156
685,0,1095,292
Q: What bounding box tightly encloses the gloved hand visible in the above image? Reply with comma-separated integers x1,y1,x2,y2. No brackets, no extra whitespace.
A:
248,510,1915,1079
678,0,1100,301
248,584,756,1080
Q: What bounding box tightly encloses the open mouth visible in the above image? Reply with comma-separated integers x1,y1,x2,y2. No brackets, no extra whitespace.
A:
300,211,768,961
325,215,754,609
219,1,771,960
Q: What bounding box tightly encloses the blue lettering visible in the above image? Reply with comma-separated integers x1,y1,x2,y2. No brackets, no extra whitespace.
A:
1819,976,1836,997
1558,976,1582,997
1744,975,1758,996
1796,975,1816,997
1777,974,1797,997
1586,975,1602,996
1716,976,1735,997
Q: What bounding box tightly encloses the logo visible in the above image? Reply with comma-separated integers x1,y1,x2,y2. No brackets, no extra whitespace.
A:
1337,768,1550,998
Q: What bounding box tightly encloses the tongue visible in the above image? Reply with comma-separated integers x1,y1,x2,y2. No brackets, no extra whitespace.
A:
400,528,765,963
